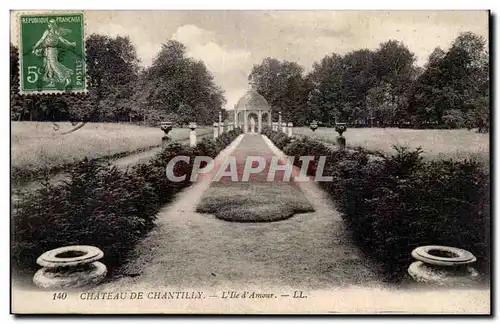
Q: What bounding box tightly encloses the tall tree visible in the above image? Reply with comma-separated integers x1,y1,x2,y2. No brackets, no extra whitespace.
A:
306,49,379,125
306,53,344,125
249,58,308,124
368,40,417,125
140,40,225,126
408,32,489,131
83,34,140,122
339,49,378,123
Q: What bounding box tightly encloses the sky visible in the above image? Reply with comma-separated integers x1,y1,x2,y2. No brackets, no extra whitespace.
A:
11,10,489,110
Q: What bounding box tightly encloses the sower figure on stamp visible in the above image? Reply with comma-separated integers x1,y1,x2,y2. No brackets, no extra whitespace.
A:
32,19,76,87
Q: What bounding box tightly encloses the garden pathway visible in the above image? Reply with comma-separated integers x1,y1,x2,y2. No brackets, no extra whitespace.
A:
98,133,382,291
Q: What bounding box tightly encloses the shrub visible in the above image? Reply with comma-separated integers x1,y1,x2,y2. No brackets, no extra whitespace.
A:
267,134,490,282
284,136,332,176
216,128,243,152
261,126,291,150
12,159,160,272
196,136,219,159
12,129,242,274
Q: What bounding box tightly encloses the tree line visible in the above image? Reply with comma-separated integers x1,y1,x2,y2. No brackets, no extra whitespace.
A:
10,31,489,131
249,31,489,131
10,35,226,126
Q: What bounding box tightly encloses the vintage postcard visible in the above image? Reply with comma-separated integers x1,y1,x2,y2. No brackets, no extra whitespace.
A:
10,10,491,314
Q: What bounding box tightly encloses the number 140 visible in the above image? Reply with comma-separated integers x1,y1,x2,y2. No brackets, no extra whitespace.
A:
52,292,67,300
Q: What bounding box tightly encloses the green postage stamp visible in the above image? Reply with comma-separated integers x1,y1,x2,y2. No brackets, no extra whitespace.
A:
19,13,85,93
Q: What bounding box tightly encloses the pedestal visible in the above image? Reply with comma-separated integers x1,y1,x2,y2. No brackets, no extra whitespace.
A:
213,122,219,139
190,130,197,147
336,135,346,151
162,136,170,149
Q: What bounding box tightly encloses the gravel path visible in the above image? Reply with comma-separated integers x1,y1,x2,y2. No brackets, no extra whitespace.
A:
97,134,382,291
196,134,314,222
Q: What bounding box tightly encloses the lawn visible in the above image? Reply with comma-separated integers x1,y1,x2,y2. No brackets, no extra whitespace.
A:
196,134,314,222
196,182,314,222
11,122,211,177
293,127,490,163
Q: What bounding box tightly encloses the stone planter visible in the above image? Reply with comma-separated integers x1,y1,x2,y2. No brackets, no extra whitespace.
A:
408,245,479,286
160,121,173,149
33,245,107,289
335,123,347,151
334,123,347,136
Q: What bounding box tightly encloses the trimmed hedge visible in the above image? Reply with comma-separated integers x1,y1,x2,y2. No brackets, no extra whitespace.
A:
12,128,242,274
266,130,490,282
261,126,291,150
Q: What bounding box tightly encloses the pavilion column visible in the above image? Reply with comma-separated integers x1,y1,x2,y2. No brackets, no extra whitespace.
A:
218,111,223,134
278,111,282,132
268,110,272,127
243,110,248,134
234,110,238,129
258,110,262,134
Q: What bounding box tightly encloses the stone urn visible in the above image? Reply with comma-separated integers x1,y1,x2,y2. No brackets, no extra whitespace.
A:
309,120,318,132
160,121,173,135
189,122,197,131
33,245,107,289
335,122,347,136
408,245,479,286
334,122,347,151
160,121,174,149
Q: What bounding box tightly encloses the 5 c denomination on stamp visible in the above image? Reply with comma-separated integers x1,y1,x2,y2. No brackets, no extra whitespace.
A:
19,13,86,93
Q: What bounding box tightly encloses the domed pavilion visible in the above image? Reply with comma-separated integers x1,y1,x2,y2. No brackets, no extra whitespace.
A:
232,79,272,133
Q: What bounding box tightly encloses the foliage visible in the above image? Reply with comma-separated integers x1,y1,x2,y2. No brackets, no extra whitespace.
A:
12,129,242,274
10,37,225,126
215,128,243,151
11,31,489,131
248,32,488,131
12,159,160,271
295,40,416,126
267,133,490,282
138,40,226,126
261,126,291,150
249,58,309,125
407,32,489,131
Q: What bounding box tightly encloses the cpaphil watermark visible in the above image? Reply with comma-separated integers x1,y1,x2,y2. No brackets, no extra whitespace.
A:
165,155,333,182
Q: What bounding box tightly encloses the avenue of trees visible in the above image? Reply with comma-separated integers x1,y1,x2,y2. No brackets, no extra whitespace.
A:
11,31,489,131
250,31,489,131
10,36,225,126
